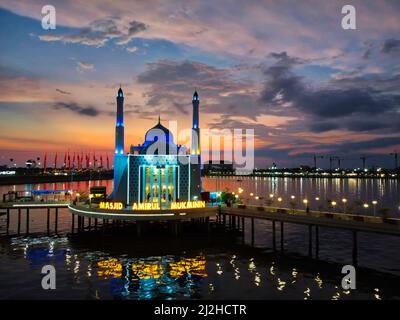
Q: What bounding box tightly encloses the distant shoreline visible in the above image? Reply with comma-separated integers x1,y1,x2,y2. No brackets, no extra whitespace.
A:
0,171,113,186
1,171,399,186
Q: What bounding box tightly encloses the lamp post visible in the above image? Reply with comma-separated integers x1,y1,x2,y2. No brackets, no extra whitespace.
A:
277,197,283,208
342,198,347,213
303,199,308,213
331,201,337,212
372,200,377,216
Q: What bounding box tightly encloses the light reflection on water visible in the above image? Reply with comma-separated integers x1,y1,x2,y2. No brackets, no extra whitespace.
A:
0,177,400,299
0,233,399,300
203,177,400,216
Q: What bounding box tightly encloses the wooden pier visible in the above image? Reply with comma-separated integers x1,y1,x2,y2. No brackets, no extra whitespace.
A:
218,204,400,266
0,202,69,235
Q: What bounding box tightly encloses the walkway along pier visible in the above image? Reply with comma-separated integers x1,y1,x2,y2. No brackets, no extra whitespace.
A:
0,202,69,235
218,204,400,266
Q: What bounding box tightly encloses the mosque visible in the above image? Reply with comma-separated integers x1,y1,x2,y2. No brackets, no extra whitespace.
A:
112,87,202,208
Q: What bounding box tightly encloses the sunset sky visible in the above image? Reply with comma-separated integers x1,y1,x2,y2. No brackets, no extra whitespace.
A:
0,0,399,168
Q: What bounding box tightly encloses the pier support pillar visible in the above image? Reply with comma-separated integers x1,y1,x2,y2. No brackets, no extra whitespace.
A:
352,231,358,266
55,208,58,234
280,222,284,251
251,218,255,246
272,221,276,251
136,222,142,237
71,214,75,233
308,225,313,257
88,218,92,231
242,217,245,234
6,209,10,234
95,218,98,230
17,209,21,235
26,209,30,234
223,213,226,228
47,208,50,233
315,226,319,259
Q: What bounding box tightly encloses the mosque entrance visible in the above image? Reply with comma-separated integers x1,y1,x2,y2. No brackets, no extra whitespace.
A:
139,165,179,206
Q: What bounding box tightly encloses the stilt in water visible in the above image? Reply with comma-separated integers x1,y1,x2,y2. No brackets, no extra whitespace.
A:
26,208,30,234
352,231,358,266
272,221,276,251
315,226,319,259
6,209,10,234
136,222,142,237
251,217,255,246
71,214,75,233
55,208,58,234
308,225,313,257
47,208,50,234
280,221,284,251
17,209,21,235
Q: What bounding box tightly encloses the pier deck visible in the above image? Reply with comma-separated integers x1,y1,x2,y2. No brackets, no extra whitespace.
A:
220,204,400,236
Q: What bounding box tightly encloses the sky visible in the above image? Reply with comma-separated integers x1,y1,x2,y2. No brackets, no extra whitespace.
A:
0,0,399,169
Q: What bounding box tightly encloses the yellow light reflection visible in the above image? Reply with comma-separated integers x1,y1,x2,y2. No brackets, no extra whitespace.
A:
97,258,123,279
169,256,207,278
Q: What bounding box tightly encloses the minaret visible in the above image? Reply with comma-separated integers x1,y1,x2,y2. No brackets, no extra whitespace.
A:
191,90,200,156
191,90,202,197
115,86,124,154
113,86,127,202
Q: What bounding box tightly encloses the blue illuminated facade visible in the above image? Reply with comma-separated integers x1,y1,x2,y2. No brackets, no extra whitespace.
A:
112,88,202,206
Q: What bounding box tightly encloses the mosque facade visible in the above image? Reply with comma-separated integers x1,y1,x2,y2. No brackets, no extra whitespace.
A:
112,87,202,208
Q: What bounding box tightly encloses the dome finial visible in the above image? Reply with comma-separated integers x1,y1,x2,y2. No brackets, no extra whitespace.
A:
193,89,199,101
117,84,123,97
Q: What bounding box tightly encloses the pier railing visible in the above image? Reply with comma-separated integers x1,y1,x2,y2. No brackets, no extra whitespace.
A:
223,203,400,227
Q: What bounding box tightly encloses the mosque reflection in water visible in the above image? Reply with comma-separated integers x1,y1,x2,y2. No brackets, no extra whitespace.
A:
96,256,207,299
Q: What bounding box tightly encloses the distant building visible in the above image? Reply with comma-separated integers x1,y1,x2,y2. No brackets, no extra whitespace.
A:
202,160,234,175
112,87,202,206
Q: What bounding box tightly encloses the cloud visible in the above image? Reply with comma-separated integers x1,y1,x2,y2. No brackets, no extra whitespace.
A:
76,61,95,73
115,21,147,45
136,59,258,117
126,46,138,53
55,88,71,95
52,102,100,117
39,18,147,47
381,38,400,54
260,52,400,133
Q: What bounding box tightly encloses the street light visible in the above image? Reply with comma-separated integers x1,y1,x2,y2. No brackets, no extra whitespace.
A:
277,197,283,207
315,197,320,201
250,192,254,197
291,195,295,200
363,203,369,209
303,199,308,212
342,198,347,213
372,200,377,216
331,201,337,212
269,193,274,198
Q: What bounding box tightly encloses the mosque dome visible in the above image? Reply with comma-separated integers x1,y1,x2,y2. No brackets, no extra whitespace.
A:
144,117,174,144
